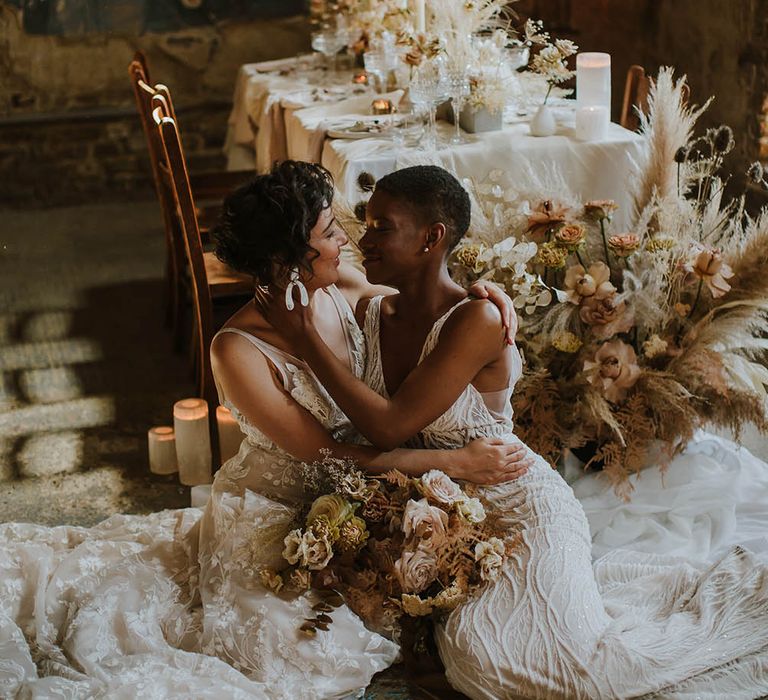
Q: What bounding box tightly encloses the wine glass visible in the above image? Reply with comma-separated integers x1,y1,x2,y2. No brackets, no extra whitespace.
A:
408,62,449,151
505,41,531,72
311,29,346,71
363,50,386,92
446,67,471,145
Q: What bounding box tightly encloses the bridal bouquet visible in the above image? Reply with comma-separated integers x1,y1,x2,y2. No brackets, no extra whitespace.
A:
257,452,509,637
450,69,768,496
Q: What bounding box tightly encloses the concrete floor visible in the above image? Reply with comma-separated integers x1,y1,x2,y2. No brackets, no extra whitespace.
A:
0,198,765,700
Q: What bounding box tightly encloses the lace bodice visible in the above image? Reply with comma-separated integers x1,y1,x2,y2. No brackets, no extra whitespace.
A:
212,284,365,501
362,295,522,450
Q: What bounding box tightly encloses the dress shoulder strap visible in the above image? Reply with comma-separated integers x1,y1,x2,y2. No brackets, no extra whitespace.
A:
418,297,473,363
213,327,298,387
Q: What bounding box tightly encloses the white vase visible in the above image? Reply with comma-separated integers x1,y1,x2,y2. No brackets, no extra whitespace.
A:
529,103,557,137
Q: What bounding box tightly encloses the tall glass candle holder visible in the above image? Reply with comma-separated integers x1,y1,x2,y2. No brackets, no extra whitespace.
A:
576,52,611,141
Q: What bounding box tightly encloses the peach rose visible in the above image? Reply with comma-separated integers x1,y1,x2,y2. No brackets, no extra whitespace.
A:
402,498,448,547
579,295,634,339
418,470,464,505
608,233,640,258
583,339,641,403
564,262,615,304
527,200,569,240
684,244,734,298
584,199,618,221
394,547,438,594
554,223,586,249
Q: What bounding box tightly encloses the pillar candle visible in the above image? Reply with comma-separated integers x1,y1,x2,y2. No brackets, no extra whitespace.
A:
576,52,610,109
216,405,246,465
575,105,609,141
173,398,212,486
147,426,177,475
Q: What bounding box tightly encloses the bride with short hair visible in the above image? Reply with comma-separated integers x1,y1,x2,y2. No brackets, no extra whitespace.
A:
259,164,768,699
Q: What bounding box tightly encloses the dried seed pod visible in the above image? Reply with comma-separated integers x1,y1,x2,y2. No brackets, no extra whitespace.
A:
315,613,333,624
312,602,334,612
357,171,376,192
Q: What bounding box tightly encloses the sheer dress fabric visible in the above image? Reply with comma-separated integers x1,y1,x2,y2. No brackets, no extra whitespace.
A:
0,285,398,700
362,295,768,700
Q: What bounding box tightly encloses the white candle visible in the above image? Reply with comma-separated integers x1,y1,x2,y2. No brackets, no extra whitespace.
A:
575,105,609,141
216,405,245,465
147,426,177,475
576,52,611,115
413,0,426,34
173,398,212,486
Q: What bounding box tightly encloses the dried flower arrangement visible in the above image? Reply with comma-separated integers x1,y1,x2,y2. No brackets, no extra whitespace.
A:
449,68,768,497
257,452,510,637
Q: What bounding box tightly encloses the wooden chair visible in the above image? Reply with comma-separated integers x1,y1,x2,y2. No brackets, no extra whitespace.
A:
620,65,651,132
128,56,251,351
621,64,690,131
151,94,252,409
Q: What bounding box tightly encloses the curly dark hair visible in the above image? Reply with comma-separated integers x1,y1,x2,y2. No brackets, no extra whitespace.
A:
374,165,471,250
214,161,334,286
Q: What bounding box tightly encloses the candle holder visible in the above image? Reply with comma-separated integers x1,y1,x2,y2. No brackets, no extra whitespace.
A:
173,398,212,486
216,405,246,465
147,426,177,475
576,52,611,142
371,98,395,115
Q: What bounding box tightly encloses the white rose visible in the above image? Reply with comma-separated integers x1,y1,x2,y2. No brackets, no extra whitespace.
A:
282,529,304,565
419,470,464,505
458,497,486,523
474,537,505,582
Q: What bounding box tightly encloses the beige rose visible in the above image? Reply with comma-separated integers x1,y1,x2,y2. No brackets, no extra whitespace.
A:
583,199,618,221
418,470,464,505
402,498,449,547
685,244,735,298
301,530,335,570
583,339,641,403
394,547,438,593
527,200,569,240
553,223,586,249
564,262,615,304
337,471,373,501
307,494,355,530
283,529,304,565
579,295,634,339
474,537,505,582
457,497,486,523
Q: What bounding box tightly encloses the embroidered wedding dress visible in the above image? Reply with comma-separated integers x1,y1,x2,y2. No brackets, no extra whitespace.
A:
0,285,398,700
362,295,768,700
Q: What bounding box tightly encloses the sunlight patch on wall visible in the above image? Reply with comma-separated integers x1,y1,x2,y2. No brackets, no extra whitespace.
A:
0,338,102,371
0,397,115,439
20,367,84,404
17,430,84,478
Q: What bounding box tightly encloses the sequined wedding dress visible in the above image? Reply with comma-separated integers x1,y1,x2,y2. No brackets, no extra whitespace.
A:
362,295,768,700
0,285,398,700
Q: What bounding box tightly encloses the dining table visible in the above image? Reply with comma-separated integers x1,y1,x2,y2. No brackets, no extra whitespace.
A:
225,55,646,231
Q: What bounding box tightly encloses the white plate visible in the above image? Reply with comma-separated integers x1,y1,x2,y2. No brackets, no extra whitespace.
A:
327,124,387,139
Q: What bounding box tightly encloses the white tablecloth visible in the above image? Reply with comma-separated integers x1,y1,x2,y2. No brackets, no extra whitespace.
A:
319,119,644,231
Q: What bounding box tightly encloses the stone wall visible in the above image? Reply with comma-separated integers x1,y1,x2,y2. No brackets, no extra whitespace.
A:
0,3,309,207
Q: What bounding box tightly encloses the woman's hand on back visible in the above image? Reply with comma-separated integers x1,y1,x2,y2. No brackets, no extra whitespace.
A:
467,280,517,345
451,437,534,485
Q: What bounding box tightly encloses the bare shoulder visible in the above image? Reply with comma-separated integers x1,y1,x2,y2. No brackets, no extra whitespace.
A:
440,298,505,347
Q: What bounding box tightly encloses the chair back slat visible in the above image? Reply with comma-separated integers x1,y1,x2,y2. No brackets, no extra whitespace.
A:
152,100,216,405
620,65,650,132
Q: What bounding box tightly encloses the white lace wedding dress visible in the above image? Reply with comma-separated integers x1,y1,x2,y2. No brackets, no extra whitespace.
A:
0,285,398,700
362,295,768,700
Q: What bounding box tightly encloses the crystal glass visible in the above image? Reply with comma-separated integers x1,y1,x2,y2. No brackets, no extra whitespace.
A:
363,50,387,92
446,68,471,145
505,41,531,71
311,29,346,71
408,62,449,151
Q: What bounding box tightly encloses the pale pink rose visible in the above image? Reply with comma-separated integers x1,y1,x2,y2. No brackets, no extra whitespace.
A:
607,233,641,258
394,546,438,594
564,261,615,304
583,339,641,403
579,294,634,339
402,498,448,547
684,244,734,298
418,470,464,505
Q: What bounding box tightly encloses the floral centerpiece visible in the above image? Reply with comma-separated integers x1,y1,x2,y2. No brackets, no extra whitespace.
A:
258,452,510,637
450,69,768,497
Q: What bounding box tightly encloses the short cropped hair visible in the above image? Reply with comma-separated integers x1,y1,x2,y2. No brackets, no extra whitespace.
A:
374,165,471,249
214,160,333,285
